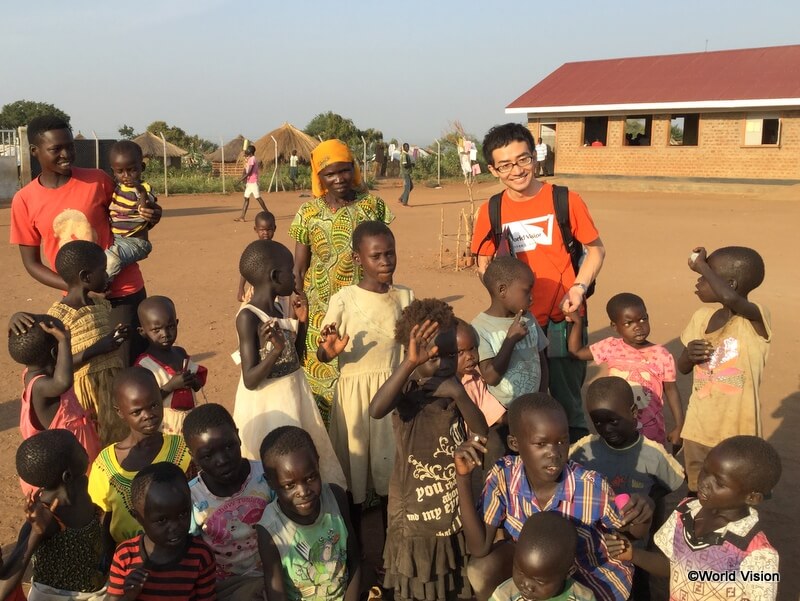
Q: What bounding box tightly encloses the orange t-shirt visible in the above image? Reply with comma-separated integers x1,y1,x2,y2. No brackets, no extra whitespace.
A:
470,183,599,326
10,167,144,298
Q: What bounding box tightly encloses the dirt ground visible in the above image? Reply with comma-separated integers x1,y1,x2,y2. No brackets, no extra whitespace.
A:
1,180,798,599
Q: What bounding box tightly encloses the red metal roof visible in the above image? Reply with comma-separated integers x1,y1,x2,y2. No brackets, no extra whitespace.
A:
507,45,800,110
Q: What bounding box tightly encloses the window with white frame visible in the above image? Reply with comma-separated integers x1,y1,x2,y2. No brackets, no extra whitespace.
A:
744,115,781,146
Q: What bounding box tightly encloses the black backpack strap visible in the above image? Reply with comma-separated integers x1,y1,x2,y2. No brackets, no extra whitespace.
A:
475,192,504,255
553,185,577,272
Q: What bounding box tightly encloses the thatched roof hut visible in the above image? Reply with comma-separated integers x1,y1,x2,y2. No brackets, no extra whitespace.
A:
205,135,248,163
132,132,188,169
253,123,318,166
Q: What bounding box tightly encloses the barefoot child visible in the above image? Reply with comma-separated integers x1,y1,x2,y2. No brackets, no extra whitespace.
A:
257,426,360,601
7,313,101,496
606,436,781,601
184,403,275,601
45,240,130,445
490,513,596,601
455,394,653,601
237,211,277,303
0,430,107,601
567,292,684,447
88,367,192,544
235,145,267,222
233,239,346,489
106,462,216,601
318,221,413,538
370,300,489,601
471,257,549,408
678,246,770,493
134,296,208,435
106,141,156,279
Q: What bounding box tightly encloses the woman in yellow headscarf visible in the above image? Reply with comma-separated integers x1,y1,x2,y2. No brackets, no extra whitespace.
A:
289,139,393,422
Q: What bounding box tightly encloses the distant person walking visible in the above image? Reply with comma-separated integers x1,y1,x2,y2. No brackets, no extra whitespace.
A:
535,137,548,177
398,143,413,207
235,145,267,222
289,149,299,190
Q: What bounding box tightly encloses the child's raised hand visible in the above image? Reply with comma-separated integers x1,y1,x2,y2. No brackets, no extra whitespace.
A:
291,292,309,323
617,493,654,529
139,199,162,226
603,532,633,561
506,310,528,344
406,320,439,367
564,308,581,324
454,436,487,477
122,567,148,601
9,312,36,336
319,323,349,356
686,339,713,364
25,492,60,537
38,318,70,343
259,319,286,355
688,246,708,272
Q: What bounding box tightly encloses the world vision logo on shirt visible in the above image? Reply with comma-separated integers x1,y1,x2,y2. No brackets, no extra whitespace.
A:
505,215,554,254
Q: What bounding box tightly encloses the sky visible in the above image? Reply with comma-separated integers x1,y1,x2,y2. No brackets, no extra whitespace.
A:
3,0,800,148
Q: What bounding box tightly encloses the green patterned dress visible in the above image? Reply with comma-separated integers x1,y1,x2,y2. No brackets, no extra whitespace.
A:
289,192,393,422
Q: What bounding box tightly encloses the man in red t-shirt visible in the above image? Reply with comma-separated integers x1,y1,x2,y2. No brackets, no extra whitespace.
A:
10,115,162,363
470,123,605,441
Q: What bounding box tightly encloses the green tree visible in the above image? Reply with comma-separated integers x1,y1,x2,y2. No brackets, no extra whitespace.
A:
145,120,216,153
304,112,383,151
118,124,136,139
0,100,71,130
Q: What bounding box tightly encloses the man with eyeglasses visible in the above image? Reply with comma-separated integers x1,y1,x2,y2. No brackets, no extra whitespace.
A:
470,123,606,444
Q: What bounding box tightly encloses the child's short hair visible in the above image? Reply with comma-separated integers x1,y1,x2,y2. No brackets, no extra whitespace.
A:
246,144,256,154
586,376,634,408
482,256,532,294
54,240,106,284
394,298,456,347
260,425,319,465
708,246,765,294
482,123,535,166
137,295,176,322
182,403,236,442
16,429,85,489
239,240,291,286
113,366,159,402
715,435,781,494
27,115,71,144
517,512,577,574
508,393,566,437
130,461,188,510
8,314,59,366
352,220,394,253
254,210,276,225
109,140,144,163
605,292,645,321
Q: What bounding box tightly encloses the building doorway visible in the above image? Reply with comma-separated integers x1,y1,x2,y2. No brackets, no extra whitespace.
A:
540,123,556,175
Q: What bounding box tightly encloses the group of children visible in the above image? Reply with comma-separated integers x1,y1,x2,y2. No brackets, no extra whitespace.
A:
2,133,782,601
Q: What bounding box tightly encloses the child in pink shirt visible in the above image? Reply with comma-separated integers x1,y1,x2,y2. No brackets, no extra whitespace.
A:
567,293,684,447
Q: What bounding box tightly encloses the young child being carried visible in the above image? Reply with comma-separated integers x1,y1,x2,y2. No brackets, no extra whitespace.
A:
370,299,489,601
677,246,771,494
455,393,653,601
106,462,216,601
570,377,685,600
232,239,346,489
8,313,100,497
42,240,130,445
134,296,208,435
88,367,192,545
106,141,157,279
237,211,277,303
0,430,107,601
317,221,414,539
184,403,275,601
567,292,684,447
257,426,360,601
606,436,781,601
471,257,549,409
489,513,596,601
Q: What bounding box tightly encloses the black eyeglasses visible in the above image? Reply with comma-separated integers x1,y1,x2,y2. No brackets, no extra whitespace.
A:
493,155,534,174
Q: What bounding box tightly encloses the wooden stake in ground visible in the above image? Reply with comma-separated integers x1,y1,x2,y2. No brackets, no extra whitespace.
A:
455,209,463,272
439,208,444,268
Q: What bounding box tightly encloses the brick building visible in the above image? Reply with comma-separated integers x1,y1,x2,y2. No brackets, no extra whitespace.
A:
506,45,800,183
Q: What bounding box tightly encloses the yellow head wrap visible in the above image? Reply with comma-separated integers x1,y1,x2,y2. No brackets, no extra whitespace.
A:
310,139,362,198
